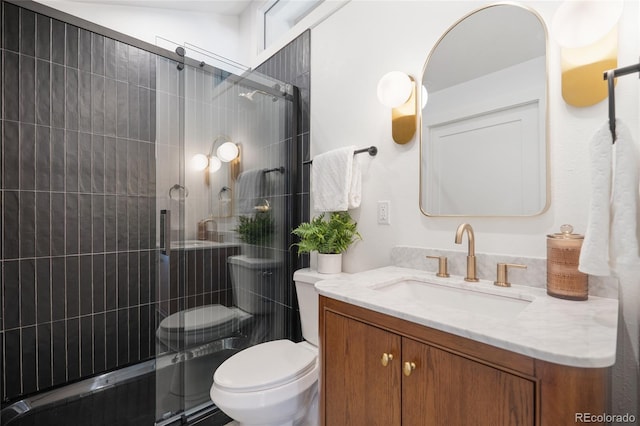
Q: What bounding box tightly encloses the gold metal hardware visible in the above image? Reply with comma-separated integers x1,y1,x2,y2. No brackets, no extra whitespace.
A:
454,223,479,282
403,361,416,376
381,353,394,367
494,263,527,287
391,76,417,144
426,255,450,277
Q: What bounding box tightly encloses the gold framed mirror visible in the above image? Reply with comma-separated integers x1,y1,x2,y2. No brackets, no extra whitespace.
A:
420,3,549,217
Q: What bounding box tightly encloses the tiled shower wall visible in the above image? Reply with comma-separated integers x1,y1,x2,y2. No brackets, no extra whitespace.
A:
0,2,158,402
254,30,311,341
256,30,311,231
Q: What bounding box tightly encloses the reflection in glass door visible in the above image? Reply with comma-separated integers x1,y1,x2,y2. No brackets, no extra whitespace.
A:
154,46,299,424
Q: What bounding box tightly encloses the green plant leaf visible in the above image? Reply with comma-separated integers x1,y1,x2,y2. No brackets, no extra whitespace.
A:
291,211,361,255
235,212,275,245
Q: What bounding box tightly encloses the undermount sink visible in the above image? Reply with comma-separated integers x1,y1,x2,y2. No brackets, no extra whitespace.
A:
171,240,224,249
372,278,532,320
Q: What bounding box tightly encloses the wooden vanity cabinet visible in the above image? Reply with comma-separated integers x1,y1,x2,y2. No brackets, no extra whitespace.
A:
319,296,609,426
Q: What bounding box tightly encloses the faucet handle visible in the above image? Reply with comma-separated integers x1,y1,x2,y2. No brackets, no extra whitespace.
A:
494,263,527,287
426,255,450,278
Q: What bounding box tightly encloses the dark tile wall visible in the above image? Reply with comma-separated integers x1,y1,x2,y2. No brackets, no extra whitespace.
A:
254,30,311,342
160,246,240,325
1,2,158,402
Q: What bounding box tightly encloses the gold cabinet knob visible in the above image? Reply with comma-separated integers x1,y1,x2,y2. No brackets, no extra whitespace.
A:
403,361,416,376
381,353,394,367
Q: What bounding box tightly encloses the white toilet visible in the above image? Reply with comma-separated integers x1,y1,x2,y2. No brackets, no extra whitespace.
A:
210,269,339,426
157,255,282,351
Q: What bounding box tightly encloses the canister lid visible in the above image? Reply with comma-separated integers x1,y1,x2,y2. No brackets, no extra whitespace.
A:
547,224,584,239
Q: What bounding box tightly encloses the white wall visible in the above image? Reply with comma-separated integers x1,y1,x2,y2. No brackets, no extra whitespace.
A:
311,0,639,269
311,0,639,418
35,0,249,66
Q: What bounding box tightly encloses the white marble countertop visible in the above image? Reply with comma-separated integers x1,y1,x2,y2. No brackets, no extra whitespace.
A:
315,266,618,368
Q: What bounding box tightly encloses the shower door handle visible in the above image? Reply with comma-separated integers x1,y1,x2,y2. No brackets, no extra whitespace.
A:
160,209,171,256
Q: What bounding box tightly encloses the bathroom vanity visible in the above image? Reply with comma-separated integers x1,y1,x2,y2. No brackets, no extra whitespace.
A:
316,266,618,426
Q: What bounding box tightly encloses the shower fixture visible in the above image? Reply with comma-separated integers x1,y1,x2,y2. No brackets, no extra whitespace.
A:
238,90,278,103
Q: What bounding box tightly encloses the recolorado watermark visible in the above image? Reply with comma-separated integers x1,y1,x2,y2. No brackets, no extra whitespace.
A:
575,412,636,423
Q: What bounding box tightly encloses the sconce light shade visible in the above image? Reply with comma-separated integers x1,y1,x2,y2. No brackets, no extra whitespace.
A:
552,0,624,107
377,71,417,145
191,153,209,171
208,156,222,173
421,85,429,110
377,71,413,108
552,1,623,49
216,142,240,162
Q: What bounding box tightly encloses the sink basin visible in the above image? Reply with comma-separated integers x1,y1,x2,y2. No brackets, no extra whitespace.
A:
171,240,224,249
373,279,531,320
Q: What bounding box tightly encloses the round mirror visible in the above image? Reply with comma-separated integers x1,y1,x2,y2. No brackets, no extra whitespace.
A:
420,4,548,216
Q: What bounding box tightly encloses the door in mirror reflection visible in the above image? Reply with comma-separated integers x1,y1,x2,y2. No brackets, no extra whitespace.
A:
420,3,548,216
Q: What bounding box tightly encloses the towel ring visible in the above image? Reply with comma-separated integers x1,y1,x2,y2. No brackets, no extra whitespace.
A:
169,184,189,200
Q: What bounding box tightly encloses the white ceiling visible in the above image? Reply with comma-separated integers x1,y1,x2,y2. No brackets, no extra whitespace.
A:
64,0,253,15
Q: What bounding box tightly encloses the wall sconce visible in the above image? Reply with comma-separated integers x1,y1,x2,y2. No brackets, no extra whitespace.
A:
377,71,417,144
190,135,241,184
552,0,624,107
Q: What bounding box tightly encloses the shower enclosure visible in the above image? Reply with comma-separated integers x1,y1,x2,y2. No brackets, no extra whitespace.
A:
0,1,307,424
153,47,301,424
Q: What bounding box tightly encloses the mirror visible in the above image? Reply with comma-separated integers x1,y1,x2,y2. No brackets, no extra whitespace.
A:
420,4,548,216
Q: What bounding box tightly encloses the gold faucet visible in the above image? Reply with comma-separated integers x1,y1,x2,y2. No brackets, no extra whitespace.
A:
197,218,218,241
454,223,479,282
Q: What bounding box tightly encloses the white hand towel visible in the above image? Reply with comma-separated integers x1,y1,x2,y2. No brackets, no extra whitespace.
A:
348,157,362,209
578,121,613,276
610,119,640,272
235,169,265,215
312,146,361,212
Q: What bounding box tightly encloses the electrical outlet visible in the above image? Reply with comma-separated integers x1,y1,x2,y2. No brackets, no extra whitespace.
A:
377,200,391,225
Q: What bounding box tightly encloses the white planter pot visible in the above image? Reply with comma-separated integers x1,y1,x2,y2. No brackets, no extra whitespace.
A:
317,253,342,274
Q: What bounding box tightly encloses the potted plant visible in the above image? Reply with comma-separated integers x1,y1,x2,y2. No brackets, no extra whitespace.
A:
235,211,275,258
291,211,362,274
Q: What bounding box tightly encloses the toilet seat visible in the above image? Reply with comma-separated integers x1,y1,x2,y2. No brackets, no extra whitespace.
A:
157,305,250,349
214,340,317,392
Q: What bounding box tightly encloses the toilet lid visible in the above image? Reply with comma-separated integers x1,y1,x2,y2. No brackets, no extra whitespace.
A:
214,340,317,392
160,305,238,332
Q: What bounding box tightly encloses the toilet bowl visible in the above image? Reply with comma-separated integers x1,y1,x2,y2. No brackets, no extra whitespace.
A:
210,269,346,426
211,340,318,426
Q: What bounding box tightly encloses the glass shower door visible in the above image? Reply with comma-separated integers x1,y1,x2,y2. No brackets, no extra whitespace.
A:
153,43,298,424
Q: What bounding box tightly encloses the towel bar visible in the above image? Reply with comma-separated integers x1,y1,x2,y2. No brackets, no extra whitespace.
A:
603,58,640,143
263,166,285,174
303,146,377,165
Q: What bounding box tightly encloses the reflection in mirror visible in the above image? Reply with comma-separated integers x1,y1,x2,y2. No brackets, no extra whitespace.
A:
420,4,548,216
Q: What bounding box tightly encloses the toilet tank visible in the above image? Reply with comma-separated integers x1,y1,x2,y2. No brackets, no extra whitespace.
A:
293,269,348,347
228,256,282,314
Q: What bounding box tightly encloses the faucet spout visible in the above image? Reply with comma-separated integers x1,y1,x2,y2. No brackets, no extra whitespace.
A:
197,218,218,241
454,223,479,282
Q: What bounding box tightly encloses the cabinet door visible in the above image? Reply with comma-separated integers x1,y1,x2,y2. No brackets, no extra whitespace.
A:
324,311,402,426
402,338,535,426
